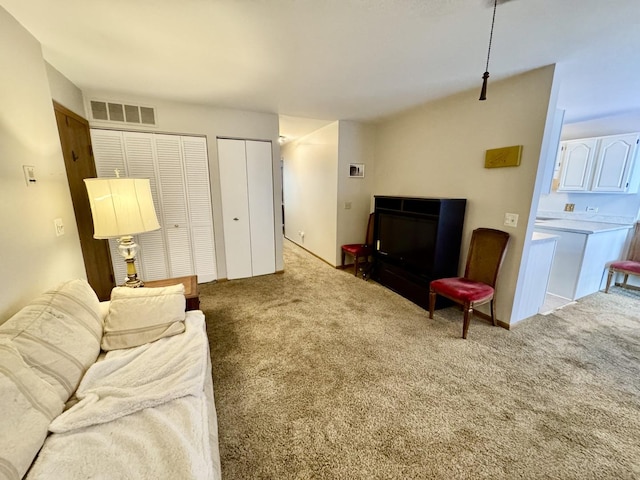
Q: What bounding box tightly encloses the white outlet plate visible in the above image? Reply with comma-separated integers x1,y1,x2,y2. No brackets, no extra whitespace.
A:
54,218,65,236
504,212,519,228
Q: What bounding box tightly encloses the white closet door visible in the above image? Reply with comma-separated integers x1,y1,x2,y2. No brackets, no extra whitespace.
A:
90,129,130,284
122,132,169,281
183,136,217,282
155,134,194,278
218,139,253,279
246,141,276,276
92,129,217,284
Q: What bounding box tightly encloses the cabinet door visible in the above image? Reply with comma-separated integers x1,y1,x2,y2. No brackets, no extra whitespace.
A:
218,139,253,279
557,139,597,191
591,133,639,192
246,141,276,276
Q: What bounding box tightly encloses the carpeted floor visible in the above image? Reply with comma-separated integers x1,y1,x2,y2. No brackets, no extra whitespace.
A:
200,239,640,480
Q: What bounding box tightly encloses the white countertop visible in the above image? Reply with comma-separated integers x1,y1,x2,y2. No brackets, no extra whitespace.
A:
531,232,559,242
534,219,633,234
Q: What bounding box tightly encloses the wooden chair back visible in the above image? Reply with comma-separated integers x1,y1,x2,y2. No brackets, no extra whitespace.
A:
628,222,640,262
364,213,375,247
464,228,510,288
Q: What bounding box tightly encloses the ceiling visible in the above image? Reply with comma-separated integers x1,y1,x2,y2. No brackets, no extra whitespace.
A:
2,0,640,140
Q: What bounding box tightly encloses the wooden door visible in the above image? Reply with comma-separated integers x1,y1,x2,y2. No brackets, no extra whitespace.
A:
53,102,114,300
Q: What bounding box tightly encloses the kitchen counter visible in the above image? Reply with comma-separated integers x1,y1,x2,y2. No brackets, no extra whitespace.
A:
534,219,632,234
534,221,632,300
532,231,560,242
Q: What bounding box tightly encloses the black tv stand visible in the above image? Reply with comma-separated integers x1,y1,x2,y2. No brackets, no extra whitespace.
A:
372,196,466,310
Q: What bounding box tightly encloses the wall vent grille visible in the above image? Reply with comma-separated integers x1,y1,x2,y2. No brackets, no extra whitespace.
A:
90,100,157,126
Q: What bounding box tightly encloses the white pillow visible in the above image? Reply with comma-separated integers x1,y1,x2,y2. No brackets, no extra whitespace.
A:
101,284,186,351
0,339,63,479
0,279,103,402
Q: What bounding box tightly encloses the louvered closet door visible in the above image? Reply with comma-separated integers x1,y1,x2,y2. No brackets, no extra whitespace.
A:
183,136,217,282
246,141,276,276
218,139,253,279
155,134,194,278
90,129,133,284
92,129,217,284
122,132,169,281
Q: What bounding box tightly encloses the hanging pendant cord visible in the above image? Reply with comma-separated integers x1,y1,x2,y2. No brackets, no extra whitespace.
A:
485,0,498,72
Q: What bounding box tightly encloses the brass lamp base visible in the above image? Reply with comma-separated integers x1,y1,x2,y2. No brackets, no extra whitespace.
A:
118,235,144,288
123,258,144,287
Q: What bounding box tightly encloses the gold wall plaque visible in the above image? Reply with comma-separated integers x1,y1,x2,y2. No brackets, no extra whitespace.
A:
484,145,523,168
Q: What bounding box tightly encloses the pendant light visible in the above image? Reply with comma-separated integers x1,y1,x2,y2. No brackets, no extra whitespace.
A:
479,0,498,101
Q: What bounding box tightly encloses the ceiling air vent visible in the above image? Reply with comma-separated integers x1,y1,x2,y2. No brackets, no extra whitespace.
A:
90,100,157,126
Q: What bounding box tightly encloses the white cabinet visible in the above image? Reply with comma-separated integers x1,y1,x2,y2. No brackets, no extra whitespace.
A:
516,233,558,319
533,226,630,300
91,129,217,283
557,138,597,191
217,138,276,280
557,133,640,193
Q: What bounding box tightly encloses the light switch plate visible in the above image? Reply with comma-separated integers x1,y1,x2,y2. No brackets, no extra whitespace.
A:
504,212,519,228
23,165,36,186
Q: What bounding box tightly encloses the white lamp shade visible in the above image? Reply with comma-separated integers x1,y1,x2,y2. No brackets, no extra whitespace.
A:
84,178,161,239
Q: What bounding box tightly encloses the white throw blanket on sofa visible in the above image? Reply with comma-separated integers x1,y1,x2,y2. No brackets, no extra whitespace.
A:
27,312,217,480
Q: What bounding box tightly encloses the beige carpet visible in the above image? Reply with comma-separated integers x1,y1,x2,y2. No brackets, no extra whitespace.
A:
200,240,640,479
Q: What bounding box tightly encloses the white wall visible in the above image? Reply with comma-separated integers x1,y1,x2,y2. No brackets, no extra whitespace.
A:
374,65,557,325
282,122,339,264
0,7,86,321
82,89,283,278
45,62,85,118
336,121,376,265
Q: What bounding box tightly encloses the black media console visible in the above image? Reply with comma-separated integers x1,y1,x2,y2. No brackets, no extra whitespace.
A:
372,196,466,310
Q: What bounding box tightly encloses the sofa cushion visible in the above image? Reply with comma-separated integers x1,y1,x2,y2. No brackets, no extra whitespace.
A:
0,279,103,403
0,339,64,480
101,284,186,351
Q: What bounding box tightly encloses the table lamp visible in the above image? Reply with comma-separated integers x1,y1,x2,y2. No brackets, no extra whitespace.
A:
84,177,160,287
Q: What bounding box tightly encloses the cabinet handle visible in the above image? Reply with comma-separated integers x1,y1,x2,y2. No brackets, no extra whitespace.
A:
233,218,239,221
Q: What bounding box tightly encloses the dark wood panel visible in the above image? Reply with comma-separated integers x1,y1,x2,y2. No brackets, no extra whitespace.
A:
54,102,114,300
372,196,466,310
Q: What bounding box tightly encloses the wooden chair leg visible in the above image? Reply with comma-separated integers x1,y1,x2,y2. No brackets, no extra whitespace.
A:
622,273,629,288
353,256,359,276
605,268,614,293
428,290,436,319
462,303,472,339
490,299,497,326
341,250,346,268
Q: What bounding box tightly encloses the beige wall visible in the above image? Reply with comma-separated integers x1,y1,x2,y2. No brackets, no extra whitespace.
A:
0,8,86,321
283,120,376,266
374,65,557,324
282,122,339,264
82,89,283,278
336,121,376,265
45,62,85,118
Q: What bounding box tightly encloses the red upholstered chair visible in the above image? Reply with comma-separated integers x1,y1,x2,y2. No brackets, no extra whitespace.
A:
341,213,375,278
429,228,510,339
605,222,640,293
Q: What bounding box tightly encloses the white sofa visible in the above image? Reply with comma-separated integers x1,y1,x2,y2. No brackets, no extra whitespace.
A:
0,279,221,480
